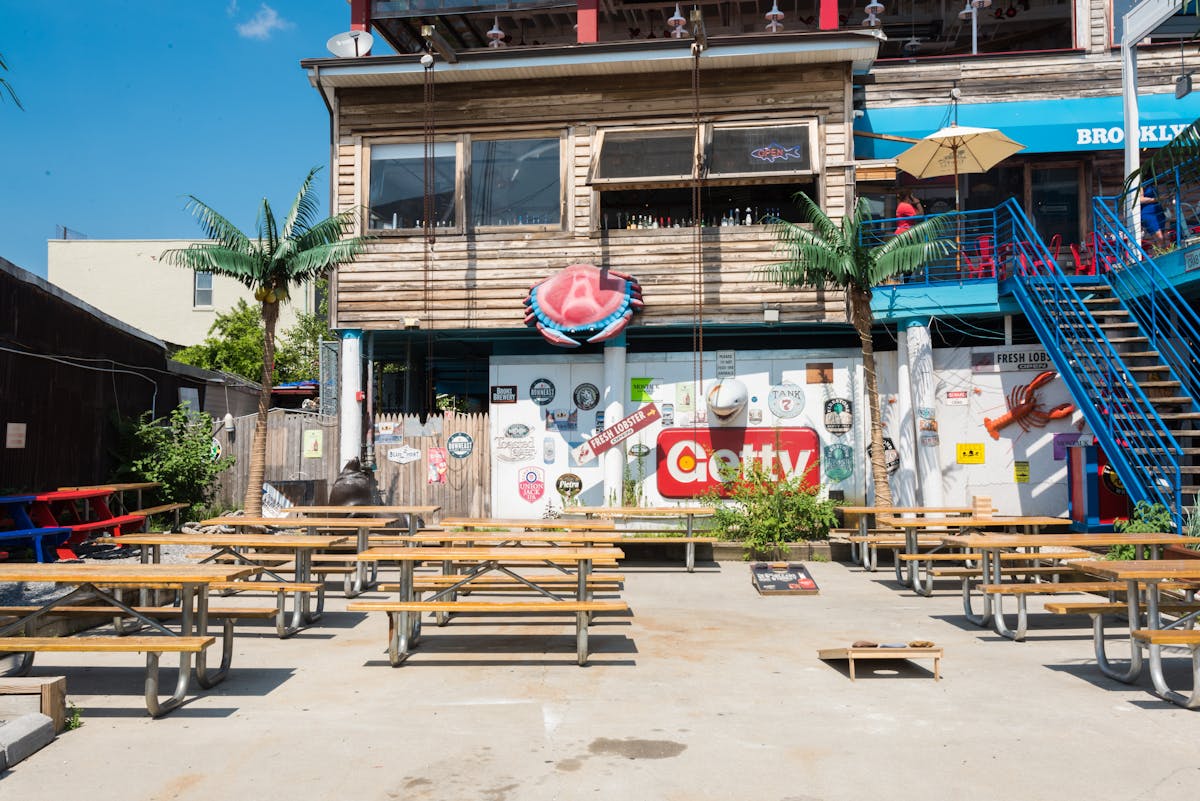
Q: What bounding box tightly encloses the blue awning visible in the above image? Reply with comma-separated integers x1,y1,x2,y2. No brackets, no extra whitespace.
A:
857,92,1200,160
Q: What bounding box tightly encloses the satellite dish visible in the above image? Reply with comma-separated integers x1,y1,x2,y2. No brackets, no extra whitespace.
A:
327,30,374,58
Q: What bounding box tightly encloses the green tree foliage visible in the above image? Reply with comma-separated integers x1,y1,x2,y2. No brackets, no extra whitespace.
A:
118,405,234,518
161,168,371,515
173,300,264,380
767,193,951,507
0,52,22,110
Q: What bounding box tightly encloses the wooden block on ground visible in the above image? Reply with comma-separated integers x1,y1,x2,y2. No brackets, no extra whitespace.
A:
0,676,66,732
818,646,942,680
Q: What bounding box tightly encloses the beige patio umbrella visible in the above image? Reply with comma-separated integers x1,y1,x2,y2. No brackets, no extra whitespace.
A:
896,124,1026,210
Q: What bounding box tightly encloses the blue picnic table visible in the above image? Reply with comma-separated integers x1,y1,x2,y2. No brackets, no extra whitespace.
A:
0,494,72,563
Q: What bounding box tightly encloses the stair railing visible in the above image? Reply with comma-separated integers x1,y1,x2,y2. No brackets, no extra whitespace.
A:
999,198,1184,523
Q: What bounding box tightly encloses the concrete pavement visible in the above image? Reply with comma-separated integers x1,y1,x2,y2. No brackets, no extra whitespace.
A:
3,559,1200,799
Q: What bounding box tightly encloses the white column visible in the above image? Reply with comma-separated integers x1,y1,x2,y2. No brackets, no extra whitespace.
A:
602,333,627,506
892,327,918,507
905,319,945,508
338,329,363,470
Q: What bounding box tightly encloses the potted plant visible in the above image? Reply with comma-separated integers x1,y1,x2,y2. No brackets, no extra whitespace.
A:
700,462,840,561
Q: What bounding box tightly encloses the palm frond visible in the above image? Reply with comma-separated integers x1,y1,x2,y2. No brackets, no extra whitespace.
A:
0,52,22,110
793,192,842,243
258,198,280,260
293,212,360,253
160,244,264,288
182,197,254,252
284,238,373,284
1122,117,1200,194
281,167,322,242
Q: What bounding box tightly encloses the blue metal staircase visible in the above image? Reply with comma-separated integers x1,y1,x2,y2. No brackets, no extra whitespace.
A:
1000,198,1200,529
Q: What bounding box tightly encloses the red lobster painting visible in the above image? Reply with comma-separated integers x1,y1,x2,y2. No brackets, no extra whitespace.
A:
983,370,1075,440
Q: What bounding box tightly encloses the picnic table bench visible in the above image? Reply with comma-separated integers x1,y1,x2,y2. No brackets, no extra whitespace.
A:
353,545,626,666
0,563,259,716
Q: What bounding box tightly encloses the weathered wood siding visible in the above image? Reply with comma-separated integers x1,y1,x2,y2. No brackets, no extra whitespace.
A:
329,65,854,332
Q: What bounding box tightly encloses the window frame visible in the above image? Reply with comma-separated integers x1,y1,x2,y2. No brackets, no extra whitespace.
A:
193,271,213,308
363,132,568,235
466,131,569,233
587,118,821,189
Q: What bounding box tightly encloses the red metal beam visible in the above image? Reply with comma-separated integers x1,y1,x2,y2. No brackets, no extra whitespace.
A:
577,0,598,43
351,0,371,32
819,0,838,30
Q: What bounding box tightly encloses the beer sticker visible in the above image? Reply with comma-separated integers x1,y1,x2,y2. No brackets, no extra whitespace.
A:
824,398,853,435
824,444,854,482
768,382,805,419
446,432,474,459
518,466,546,502
556,473,583,499
529,378,556,406
573,382,600,410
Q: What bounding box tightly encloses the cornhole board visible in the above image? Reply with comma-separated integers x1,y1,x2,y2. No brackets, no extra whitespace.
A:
818,646,942,680
750,562,818,595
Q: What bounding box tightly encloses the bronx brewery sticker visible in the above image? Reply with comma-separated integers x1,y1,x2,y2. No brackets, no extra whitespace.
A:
529,378,556,406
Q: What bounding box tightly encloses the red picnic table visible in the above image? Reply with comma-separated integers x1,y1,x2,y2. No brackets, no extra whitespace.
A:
25,489,145,560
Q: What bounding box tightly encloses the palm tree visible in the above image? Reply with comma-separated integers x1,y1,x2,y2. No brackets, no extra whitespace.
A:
1,52,23,109
162,167,371,515
767,193,950,507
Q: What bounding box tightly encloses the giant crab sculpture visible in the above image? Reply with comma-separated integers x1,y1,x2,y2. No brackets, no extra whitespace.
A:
523,263,643,347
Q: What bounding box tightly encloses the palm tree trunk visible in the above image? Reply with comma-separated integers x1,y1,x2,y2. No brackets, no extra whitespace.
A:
850,287,892,508
242,299,279,515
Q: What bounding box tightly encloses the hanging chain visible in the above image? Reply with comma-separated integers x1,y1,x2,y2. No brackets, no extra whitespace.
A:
422,52,437,418
690,42,704,429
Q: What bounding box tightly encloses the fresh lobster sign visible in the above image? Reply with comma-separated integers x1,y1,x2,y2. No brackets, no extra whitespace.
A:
657,427,820,498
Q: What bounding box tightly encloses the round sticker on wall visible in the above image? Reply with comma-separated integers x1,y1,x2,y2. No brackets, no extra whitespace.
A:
446,432,474,459
824,398,853,435
573,382,600,410
556,473,583,499
530,378,557,406
768,382,805,419
505,423,531,438
628,443,651,457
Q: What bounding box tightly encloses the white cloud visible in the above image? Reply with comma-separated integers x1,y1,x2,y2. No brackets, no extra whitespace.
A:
236,4,293,40
226,1,239,16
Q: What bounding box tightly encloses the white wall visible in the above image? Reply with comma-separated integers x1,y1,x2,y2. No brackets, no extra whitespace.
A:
47,240,312,347
490,343,1091,519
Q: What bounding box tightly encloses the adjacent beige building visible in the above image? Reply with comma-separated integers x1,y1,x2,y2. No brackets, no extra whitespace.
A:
47,239,314,347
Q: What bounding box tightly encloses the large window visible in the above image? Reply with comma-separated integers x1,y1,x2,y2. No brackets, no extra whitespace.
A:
193,271,212,308
470,137,561,227
590,121,819,228
368,142,457,231
367,135,563,232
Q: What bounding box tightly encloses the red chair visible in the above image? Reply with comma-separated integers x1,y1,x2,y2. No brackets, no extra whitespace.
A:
1069,242,1095,276
1031,233,1062,273
968,235,996,278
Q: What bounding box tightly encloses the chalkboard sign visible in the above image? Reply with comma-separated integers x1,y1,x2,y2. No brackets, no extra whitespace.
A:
751,562,819,596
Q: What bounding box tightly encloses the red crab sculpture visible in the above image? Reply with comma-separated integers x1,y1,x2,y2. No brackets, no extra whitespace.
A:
983,370,1075,440
524,264,643,348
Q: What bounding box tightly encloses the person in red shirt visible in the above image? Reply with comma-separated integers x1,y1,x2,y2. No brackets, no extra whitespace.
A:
894,189,923,235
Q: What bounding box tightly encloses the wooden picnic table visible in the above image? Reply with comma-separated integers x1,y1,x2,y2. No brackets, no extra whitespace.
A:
1070,558,1200,707
839,505,977,570
115,532,349,637
200,515,399,596
565,505,714,536
441,517,617,531
0,562,258,715
282,505,441,536
57,482,161,514
938,532,1200,641
878,515,1073,592
352,545,624,665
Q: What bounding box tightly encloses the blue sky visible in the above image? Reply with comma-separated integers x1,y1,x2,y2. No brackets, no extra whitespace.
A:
1,2,386,277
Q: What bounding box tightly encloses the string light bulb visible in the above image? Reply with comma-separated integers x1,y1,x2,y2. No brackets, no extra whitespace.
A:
668,3,687,37
487,17,506,47
765,0,784,32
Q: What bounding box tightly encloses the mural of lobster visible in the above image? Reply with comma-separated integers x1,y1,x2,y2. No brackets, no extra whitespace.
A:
983,370,1075,440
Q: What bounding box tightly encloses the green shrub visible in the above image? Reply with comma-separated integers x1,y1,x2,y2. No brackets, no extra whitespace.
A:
700,462,839,560
116,405,234,518
1107,500,1174,559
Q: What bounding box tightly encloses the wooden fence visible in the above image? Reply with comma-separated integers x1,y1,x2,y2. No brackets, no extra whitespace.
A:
372,412,491,518
212,410,491,518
